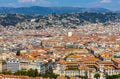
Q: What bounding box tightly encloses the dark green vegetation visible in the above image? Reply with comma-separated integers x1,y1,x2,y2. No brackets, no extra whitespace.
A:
94,73,100,79
0,12,120,27
106,74,120,79
3,68,59,79
16,50,21,56
67,67,79,70
0,14,35,26
14,69,39,77
2,70,12,75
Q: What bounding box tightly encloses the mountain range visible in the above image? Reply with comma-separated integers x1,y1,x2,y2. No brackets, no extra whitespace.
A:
0,6,120,27
0,6,112,15
0,12,120,26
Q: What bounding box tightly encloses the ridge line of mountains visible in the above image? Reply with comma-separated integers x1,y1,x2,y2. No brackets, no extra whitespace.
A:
0,6,120,27
0,6,115,15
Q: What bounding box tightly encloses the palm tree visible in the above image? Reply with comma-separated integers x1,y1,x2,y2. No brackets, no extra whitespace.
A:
84,70,88,79
94,73,100,79
105,72,109,79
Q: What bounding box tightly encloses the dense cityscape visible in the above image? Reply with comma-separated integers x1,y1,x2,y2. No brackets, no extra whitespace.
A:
1,0,120,79
0,20,120,79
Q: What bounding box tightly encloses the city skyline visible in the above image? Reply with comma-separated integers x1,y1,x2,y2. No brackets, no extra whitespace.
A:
0,0,120,11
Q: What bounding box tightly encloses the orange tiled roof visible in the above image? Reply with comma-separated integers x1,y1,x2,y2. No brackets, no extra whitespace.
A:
68,55,83,59
79,65,88,70
59,59,66,64
113,58,120,63
0,74,30,79
70,76,75,79
104,65,111,69
58,76,66,79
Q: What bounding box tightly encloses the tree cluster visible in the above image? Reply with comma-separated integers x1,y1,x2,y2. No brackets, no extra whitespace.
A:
106,74,120,79
3,68,59,79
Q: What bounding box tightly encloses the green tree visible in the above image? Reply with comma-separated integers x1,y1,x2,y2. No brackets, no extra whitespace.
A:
65,75,70,79
34,69,39,77
107,75,119,79
41,66,59,78
49,73,59,79
16,50,21,56
94,73,100,79
117,74,120,78
105,73,109,79
14,70,21,75
3,70,12,75
75,75,84,79
49,66,53,74
14,70,27,75
84,70,88,79
27,68,35,77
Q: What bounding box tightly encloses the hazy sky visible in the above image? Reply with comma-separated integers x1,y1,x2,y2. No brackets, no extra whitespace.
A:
0,0,119,11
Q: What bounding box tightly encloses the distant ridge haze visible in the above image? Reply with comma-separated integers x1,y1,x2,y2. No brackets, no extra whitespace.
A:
0,6,112,15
